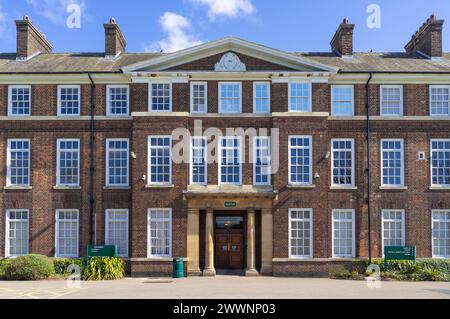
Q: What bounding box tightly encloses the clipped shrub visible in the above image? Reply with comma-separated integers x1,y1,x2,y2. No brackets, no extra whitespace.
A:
4,254,55,281
52,258,85,276
0,259,12,280
330,270,362,280
83,257,125,281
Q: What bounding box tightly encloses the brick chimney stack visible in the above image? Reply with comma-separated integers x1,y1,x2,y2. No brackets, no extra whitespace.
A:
15,15,52,61
330,18,355,57
405,14,444,58
104,18,126,58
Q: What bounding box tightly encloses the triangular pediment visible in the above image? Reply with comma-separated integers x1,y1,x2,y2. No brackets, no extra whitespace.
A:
122,37,338,73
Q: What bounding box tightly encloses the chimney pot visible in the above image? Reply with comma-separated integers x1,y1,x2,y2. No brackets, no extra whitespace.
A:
15,16,52,61
405,14,444,58
330,18,355,57
104,18,126,58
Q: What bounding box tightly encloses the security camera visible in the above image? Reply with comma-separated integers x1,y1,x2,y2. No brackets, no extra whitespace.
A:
324,151,331,160
314,172,320,179
141,175,146,182
130,152,137,159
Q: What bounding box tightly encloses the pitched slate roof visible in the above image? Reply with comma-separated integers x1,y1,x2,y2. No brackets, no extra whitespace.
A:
0,51,449,73
296,52,450,73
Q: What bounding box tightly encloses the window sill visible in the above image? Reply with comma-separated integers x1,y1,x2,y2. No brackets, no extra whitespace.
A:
103,186,131,190
53,186,82,190
4,186,32,190
379,186,408,191
287,184,316,189
330,186,357,190
145,184,174,189
429,186,450,191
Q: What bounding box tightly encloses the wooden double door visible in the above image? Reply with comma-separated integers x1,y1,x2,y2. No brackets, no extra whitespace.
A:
215,228,244,269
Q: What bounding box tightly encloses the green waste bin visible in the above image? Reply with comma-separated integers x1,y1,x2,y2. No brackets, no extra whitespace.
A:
173,258,184,278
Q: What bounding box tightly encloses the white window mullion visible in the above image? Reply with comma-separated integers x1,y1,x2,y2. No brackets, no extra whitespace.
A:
432,210,450,258
57,139,80,187
253,82,270,113
381,139,404,187
58,85,81,116
190,137,207,185
190,82,207,113
381,210,405,256
7,139,31,187
105,209,129,257
253,136,271,185
380,85,403,116
107,85,129,116
150,82,172,112
8,85,31,116
331,139,355,187
55,210,79,258
219,82,242,113
106,139,129,187
331,85,354,116
148,136,172,185
289,82,311,112
289,209,313,258
289,136,312,185
219,136,242,185
431,139,450,187
147,208,172,258
332,209,355,258
6,210,29,257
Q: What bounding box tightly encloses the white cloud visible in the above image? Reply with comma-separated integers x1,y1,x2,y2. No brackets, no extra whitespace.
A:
147,12,202,53
191,0,255,20
26,0,87,25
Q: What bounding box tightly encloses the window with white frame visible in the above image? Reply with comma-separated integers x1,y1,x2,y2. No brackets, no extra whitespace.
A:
430,86,450,116
331,139,355,187
190,137,207,185
147,209,171,257
431,139,450,186
254,136,271,185
219,137,242,185
7,139,30,187
289,209,313,258
289,136,312,185
105,209,129,257
55,210,79,258
8,85,31,116
381,210,405,256
107,85,129,116
380,85,403,116
332,210,355,258
219,82,241,113
253,82,270,113
58,85,80,116
381,139,404,187
148,136,172,185
331,85,354,116
190,82,207,113
57,139,80,187
289,82,311,112
432,210,450,258
106,139,129,187
6,210,29,257
150,83,171,112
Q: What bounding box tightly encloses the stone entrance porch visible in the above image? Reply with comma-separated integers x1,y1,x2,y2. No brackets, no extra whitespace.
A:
184,185,277,276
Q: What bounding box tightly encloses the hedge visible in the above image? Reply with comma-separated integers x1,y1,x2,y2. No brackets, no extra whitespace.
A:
3,254,55,281
330,259,450,281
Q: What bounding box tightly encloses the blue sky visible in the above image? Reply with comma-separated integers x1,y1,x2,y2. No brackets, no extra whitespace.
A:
0,0,448,53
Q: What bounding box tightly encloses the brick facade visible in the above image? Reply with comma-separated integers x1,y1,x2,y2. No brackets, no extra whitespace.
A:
1,15,449,277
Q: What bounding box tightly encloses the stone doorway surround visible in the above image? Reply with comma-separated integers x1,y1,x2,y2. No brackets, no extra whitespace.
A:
184,185,277,277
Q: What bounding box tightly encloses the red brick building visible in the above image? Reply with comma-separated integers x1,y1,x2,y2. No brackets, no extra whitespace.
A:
1,15,450,277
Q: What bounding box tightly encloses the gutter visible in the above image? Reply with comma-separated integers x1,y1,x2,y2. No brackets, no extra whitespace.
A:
365,72,373,264
88,73,96,245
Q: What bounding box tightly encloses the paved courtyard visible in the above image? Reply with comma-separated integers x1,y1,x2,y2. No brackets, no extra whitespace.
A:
0,276,449,299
